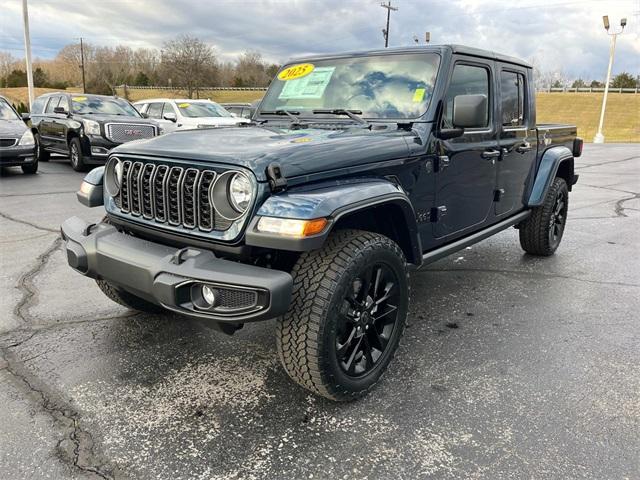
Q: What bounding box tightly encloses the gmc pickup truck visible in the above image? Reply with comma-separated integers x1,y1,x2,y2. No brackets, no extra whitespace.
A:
61,45,581,401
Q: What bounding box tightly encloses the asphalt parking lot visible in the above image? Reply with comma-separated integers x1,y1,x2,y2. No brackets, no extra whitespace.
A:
0,144,638,479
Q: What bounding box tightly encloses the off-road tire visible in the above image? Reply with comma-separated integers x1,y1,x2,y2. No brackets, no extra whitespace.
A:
519,177,569,256
96,279,165,314
69,137,87,172
21,160,38,174
276,229,409,401
35,133,49,162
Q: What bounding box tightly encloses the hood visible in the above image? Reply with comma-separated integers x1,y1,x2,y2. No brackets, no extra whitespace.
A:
0,119,28,137
113,124,412,181
76,114,158,125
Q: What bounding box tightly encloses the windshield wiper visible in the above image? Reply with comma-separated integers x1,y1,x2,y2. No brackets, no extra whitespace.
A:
260,110,308,128
312,109,369,126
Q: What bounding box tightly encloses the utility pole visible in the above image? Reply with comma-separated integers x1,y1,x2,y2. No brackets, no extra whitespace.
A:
79,37,86,94
594,15,626,143
21,0,34,110
380,1,398,48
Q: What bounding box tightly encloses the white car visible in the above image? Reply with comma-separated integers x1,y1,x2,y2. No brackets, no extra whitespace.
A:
133,98,250,132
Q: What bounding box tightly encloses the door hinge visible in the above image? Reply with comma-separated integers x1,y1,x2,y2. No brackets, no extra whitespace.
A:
435,155,450,172
430,205,447,222
266,162,287,192
494,188,505,202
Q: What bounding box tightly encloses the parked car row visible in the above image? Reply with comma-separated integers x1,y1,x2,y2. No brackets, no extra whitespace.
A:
0,92,257,174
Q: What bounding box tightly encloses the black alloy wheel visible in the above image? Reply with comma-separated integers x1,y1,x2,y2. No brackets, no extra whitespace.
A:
337,263,401,377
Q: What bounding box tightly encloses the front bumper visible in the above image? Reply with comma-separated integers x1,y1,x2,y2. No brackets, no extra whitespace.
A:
83,135,118,164
60,217,293,322
0,144,36,167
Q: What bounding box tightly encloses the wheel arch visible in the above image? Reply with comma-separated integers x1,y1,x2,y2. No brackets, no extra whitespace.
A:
245,178,422,266
526,146,576,207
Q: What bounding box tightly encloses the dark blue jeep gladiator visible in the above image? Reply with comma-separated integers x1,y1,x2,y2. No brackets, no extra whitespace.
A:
61,45,581,401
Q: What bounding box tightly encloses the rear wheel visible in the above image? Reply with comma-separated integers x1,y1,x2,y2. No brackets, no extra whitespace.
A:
34,133,49,162
69,137,87,172
276,229,409,401
519,177,569,256
96,279,165,314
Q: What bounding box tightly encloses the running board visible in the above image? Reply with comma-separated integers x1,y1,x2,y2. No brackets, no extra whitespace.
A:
420,210,530,267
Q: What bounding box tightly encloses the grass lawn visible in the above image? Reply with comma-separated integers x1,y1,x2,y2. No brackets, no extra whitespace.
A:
2,87,638,142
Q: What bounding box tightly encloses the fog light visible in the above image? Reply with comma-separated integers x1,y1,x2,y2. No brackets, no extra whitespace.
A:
201,284,217,307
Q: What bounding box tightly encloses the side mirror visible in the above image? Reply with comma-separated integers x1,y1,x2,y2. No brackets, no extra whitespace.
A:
230,112,239,118
21,112,30,122
452,94,487,129
53,106,68,115
163,112,177,122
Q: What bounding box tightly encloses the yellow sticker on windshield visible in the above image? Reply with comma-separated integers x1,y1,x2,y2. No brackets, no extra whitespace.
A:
72,96,87,102
278,63,315,81
412,88,426,103
178,103,190,108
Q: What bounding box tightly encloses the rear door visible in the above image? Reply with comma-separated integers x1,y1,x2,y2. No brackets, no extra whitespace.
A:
434,58,499,239
495,66,537,216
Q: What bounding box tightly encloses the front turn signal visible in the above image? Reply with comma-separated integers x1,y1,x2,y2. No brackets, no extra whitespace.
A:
256,216,328,237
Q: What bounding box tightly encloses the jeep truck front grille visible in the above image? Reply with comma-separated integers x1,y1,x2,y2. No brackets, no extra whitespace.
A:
115,160,233,232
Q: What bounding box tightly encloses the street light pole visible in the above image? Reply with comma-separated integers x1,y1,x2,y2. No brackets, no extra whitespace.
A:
594,16,626,144
21,0,34,110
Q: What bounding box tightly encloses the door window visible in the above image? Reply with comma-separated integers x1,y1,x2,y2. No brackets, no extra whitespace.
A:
44,96,61,114
162,103,176,117
443,64,490,129
500,71,526,127
146,103,163,119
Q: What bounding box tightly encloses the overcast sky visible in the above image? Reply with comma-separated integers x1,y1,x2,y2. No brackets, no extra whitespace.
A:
1,0,639,80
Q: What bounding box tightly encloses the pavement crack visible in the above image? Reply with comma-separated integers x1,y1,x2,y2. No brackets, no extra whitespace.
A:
0,349,118,479
14,237,63,324
614,193,640,218
0,210,59,233
0,190,76,198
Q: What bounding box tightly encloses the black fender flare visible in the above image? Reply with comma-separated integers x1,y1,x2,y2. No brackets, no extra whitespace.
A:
526,146,575,207
245,178,422,265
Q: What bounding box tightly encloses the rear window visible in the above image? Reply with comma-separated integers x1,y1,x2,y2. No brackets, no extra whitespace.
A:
500,71,526,127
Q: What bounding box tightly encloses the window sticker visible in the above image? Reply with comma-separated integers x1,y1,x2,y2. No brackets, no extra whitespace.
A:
277,63,315,81
278,67,336,100
72,96,87,102
412,88,426,103
178,103,191,108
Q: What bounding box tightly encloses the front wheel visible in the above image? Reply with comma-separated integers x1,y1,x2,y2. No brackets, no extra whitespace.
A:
276,230,409,401
34,133,50,162
519,177,569,256
69,137,87,172
21,160,38,174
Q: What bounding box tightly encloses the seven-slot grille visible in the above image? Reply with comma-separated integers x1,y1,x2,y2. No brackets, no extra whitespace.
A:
0,138,18,148
115,160,233,232
105,123,156,143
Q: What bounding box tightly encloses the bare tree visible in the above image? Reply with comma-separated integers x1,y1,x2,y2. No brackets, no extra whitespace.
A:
0,51,17,87
234,51,270,87
162,35,216,98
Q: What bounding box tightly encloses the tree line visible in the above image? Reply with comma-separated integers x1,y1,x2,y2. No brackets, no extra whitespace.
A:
0,35,280,98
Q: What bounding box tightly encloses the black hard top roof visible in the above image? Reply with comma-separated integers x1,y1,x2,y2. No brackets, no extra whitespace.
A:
289,44,531,69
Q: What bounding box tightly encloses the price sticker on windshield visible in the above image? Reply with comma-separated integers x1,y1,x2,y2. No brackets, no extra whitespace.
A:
412,88,426,103
178,103,191,108
72,96,87,102
278,63,315,81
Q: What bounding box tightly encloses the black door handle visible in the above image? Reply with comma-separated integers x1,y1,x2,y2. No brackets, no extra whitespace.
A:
516,142,532,153
481,149,501,159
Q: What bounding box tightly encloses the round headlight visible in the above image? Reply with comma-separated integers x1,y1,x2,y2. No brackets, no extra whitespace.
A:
105,157,122,197
228,172,252,213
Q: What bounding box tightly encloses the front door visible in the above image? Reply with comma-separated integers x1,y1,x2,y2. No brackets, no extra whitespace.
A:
495,67,537,216
434,60,498,239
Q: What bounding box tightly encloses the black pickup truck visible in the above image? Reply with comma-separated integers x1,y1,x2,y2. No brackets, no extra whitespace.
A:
30,93,159,171
62,45,581,401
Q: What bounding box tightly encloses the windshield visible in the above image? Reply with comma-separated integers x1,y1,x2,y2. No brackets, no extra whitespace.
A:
259,53,440,119
0,100,20,120
71,96,140,116
176,101,233,118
